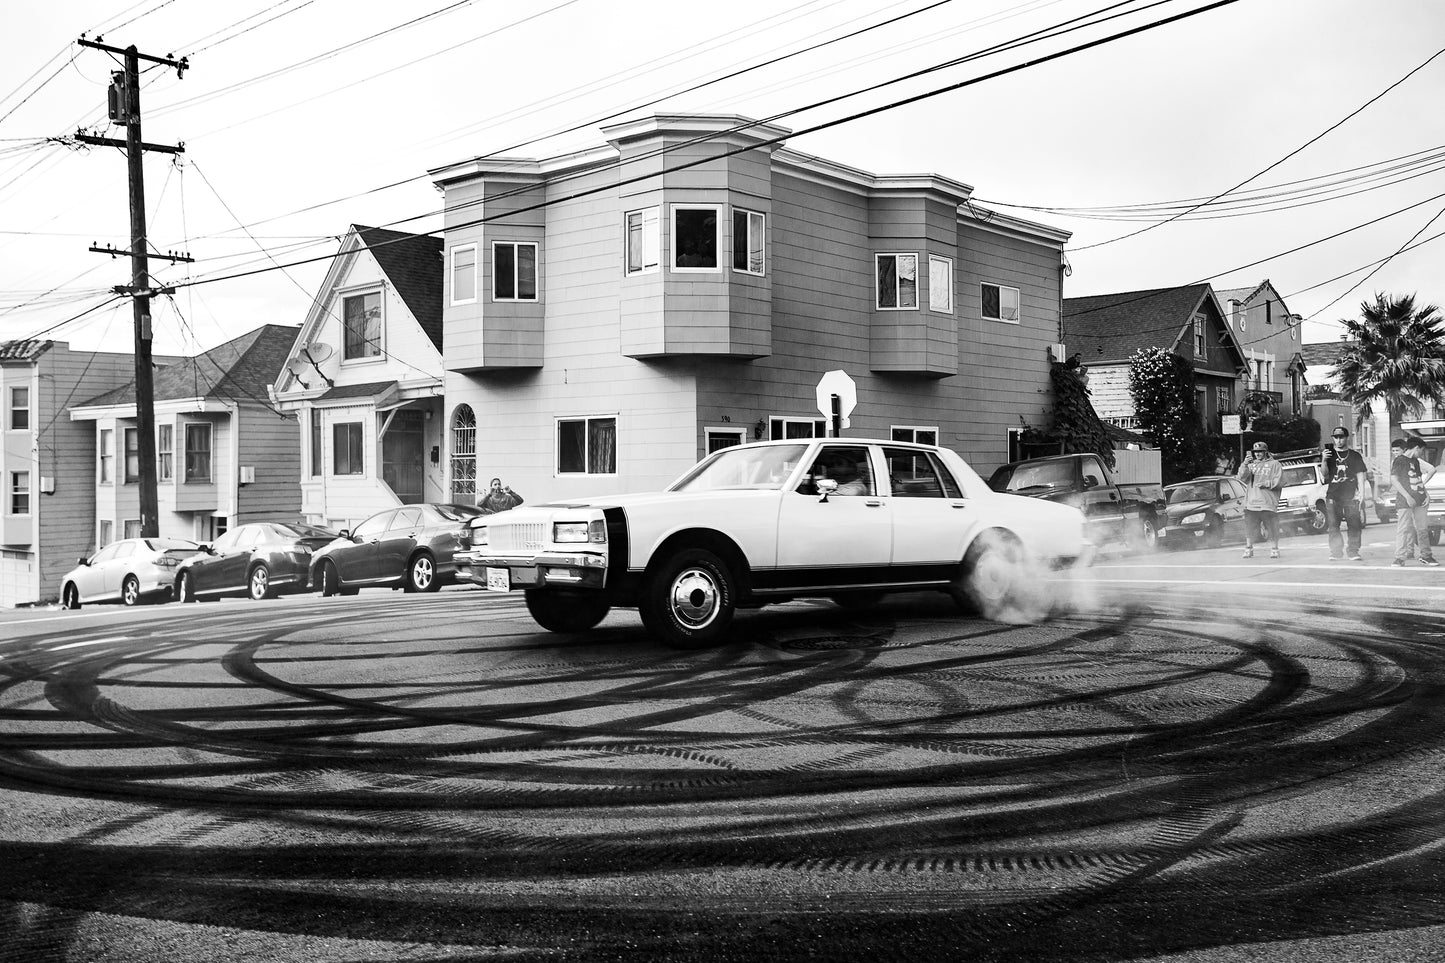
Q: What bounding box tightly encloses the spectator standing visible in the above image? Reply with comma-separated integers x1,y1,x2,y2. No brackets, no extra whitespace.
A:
1236,441,1283,558
478,477,524,514
1322,427,1369,561
1391,436,1439,567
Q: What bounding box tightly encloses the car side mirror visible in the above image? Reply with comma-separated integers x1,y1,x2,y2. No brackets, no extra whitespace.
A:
816,477,839,501
200,543,215,555
1219,493,1230,503
338,529,352,540
78,556,89,567
1082,476,1098,490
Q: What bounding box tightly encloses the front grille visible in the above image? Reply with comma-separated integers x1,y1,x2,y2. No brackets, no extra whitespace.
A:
487,521,547,554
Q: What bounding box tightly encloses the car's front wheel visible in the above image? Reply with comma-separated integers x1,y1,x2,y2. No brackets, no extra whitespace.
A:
175,571,194,603
121,575,141,606
1310,503,1328,532
1124,516,1158,554
640,548,736,649
405,553,439,592
248,564,273,601
525,590,610,633
61,583,80,610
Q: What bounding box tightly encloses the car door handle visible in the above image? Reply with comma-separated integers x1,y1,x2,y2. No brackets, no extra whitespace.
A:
864,499,883,507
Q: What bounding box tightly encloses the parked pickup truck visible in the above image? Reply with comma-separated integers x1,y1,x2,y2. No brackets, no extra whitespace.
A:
986,452,1166,552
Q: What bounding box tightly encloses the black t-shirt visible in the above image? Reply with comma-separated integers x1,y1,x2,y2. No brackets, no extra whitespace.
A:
1392,454,1427,500
1323,447,1367,500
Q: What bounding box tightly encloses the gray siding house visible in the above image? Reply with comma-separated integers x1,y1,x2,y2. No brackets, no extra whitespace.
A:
0,340,175,606
430,114,1070,501
70,324,302,548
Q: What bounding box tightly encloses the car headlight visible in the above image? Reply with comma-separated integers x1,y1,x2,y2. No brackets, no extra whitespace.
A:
553,520,607,544
1287,495,1307,507
472,525,488,547
1182,512,1205,525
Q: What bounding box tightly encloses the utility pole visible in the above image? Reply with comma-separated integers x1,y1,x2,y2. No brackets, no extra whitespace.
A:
76,39,190,539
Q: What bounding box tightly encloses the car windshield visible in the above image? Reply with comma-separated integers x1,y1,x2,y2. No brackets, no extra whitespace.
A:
1167,483,1215,504
432,504,485,521
274,523,339,539
671,444,809,492
1280,465,1317,488
991,460,1073,493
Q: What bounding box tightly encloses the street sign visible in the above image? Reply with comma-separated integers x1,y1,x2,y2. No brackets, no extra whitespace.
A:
815,370,857,431
1221,415,1241,435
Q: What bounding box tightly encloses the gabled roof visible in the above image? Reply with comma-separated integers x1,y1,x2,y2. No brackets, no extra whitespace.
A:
0,339,53,362
77,324,299,408
1064,284,1226,364
353,224,443,352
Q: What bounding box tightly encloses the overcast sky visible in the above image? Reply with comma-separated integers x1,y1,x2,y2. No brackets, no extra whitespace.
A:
2,0,1442,358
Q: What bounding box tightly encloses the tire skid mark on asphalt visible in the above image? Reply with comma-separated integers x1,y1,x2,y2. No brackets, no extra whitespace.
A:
8,595,1445,960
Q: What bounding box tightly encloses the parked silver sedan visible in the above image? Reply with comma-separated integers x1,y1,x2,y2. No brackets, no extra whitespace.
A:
60,537,203,608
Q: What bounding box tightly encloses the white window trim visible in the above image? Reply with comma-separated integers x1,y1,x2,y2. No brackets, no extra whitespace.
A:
769,416,827,440
555,414,619,477
891,425,940,445
927,255,953,314
339,285,386,366
670,204,723,273
7,385,29,431
491,240,539,302
981,282,1020,324
332,421,365,476
1193,314,1206,355
731,209,765,277
97,519,113,549
157,422,174,482
122,518,142,540
450,243,478,306
705,426,746,453
99,428,114,486
9,470,30,516
184,422,213,484
625,207,660,277
123,426,139,484
876,253,920,311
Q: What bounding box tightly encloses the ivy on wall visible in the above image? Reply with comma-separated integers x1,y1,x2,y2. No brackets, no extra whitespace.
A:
1127,347,1211,482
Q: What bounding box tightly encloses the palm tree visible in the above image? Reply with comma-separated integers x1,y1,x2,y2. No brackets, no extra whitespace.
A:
1332,293,1445,431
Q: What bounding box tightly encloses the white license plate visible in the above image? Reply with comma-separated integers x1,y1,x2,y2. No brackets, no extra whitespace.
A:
486,567,511,592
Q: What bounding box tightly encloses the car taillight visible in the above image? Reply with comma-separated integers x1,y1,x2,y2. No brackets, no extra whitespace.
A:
155,556,180,569
289,542,313,555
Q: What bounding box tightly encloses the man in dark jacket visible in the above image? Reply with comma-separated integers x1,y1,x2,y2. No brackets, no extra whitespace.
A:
1323,427,1368,561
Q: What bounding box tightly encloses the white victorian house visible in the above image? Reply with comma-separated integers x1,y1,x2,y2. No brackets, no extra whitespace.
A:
271,225,449,530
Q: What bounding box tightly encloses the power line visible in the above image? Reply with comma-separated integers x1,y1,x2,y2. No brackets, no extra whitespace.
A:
1069,43,1445,252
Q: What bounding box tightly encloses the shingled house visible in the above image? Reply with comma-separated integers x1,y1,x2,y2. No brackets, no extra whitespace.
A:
70,324,301,547
1063,283,1249,433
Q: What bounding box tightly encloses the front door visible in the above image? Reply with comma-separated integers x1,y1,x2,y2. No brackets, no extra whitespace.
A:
375,507,423,582
776,444,892,587
340,511,393,583
381,410,426,504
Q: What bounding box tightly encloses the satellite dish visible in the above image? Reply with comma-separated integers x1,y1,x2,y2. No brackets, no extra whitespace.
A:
285,357,309,376
301,342,334,363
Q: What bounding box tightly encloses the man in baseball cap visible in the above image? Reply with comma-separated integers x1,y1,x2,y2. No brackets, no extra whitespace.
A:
1237,441,1283,558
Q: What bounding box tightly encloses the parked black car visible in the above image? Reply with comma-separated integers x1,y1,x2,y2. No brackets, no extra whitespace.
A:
309,503,484,596
176,522,341,601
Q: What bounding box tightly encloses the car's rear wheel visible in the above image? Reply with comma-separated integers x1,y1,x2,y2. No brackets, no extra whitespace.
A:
1309,503,1328,532
61,583,80,610
1124,516,1158,554
524,590,610,633
121,575,141,606
248,564,273,601
405,553,439,592
640,548,735,649
951,530,1045,623
175,571,194,603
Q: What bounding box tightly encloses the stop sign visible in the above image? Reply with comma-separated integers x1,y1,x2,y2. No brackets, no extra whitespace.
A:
815,370,857,428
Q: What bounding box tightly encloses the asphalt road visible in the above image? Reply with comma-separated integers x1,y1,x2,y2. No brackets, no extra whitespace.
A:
4,527,1445,962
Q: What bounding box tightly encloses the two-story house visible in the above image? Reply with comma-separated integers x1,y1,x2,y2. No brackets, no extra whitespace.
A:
428,113,1070,500
1062,283,1248,432
1,340,176,607
271,225,445,530
1215,280,1307,417
69,324,301,548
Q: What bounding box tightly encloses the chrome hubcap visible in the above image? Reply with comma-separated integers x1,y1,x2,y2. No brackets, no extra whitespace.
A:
670,567,719,629
251,570,267,596
414,558,432,587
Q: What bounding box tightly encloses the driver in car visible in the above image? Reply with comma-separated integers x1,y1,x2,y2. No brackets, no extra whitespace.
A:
814,451,870,495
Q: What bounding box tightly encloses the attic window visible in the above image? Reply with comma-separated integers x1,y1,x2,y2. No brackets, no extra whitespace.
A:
1193,314,1206,355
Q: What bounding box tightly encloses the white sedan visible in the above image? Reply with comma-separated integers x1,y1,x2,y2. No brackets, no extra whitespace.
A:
60,537,203,609
456,438,1088,648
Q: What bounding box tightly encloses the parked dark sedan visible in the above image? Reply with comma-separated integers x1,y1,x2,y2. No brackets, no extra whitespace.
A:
175,521,341,601
308,503,484,596
1157,475,1250,549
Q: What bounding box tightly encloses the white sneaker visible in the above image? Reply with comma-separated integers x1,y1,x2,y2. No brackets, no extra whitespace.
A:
1242,548,1254,558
